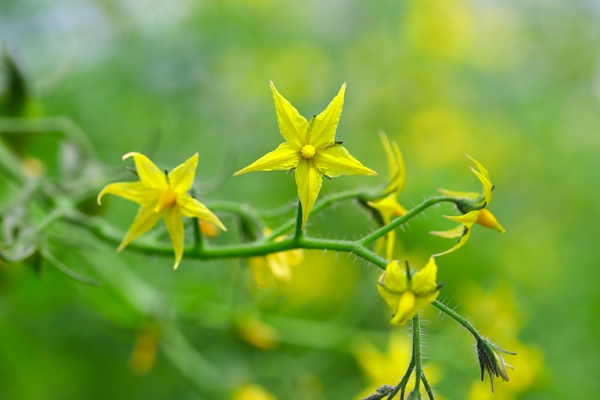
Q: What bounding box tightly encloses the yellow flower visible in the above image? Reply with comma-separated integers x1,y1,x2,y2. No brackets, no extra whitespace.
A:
98,152,226,269
234,82,377,228
431,155,505,256
249,229,303,287
236,317,280,350
367,131,408,259
232,384,276,400
377,258,440,325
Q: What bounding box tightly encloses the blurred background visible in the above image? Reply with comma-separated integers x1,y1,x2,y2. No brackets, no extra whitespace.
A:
1,0,599,398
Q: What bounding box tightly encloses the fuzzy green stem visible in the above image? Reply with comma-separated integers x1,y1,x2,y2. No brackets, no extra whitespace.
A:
421,372,435,400
265,188,376,241
386,354,415,399
361,196,461,247
413,313,422,393
432,300,481,341
294,200,303,239
65,210,389,269
193,218,203,253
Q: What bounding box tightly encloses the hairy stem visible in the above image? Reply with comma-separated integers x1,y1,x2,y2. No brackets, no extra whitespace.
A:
386,355,415,399
432,300,481,341
361,196,461,247
265,188,377,240
421,372,435,400
65,210,389,269
413,313,422,393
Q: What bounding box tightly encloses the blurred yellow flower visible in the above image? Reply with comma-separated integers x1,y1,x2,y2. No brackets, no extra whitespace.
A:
199,219,220,238
367,131,408,260
377,258,440,325
232,384,277,400
129,324,159,375
431,155,504,256
234,82,377,228
236,317,279,350
352,331,444,400
98,152,226,269
249,229,303,287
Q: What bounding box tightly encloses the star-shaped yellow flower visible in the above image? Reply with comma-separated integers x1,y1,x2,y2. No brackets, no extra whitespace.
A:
431,155,505,256
377,258,440,325
234,82,377,228
98,152,226,269
367,131,408,259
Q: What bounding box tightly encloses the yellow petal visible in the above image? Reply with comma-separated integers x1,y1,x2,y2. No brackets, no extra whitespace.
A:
444,210,480,226
437,188,480,200
470,167,493,204
270,81,308,147
476,208,506,233
379,131,407,194
97,181,161,205
434,224,473,256
177,193,227,231
117,202,163,252
123,152,168,189
367,193,406,221
295,159,323,229
379,131,397,186
466,154,490,181
410,257,438,294
381,260,408,292
309,83,345,148
385,229,395,261
430,224,465,239
168,153,198,193
390,141,406,193
313,145,377,177
377,281,400,311
163,204,184,270
391,291,416,325
234,142,300,176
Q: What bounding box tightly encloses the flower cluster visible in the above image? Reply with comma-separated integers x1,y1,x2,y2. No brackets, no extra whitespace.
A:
92,82,513,398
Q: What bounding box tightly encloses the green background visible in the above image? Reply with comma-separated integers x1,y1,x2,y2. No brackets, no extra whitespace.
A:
1,0,598,399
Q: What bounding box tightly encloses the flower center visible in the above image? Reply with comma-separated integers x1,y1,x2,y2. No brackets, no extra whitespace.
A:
155,188,178,212
301,144,316,159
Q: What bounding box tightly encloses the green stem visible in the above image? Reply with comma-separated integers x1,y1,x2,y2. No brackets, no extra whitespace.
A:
265,188,376,241
294,200,303,239
421,372,435,400
386,354,415,399
65,210,389,269
361,196,460,247
193,218,203,253
432,300,481,341
413,313,422,393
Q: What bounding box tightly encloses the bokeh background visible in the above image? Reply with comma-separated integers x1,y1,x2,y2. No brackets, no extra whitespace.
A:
1,0,599,399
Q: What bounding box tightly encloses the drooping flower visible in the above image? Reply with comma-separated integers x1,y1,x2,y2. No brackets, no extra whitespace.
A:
234,82,377,228
367,131,408,260
98,152,226,269
377,258,440,325
249,229,303,287
476,339,514,393
431,155,505,256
